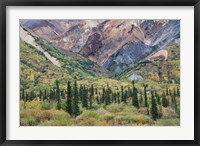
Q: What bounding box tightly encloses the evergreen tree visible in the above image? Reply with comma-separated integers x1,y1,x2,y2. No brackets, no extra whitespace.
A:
39,90,42,101
73,80,80,116
89,84,94,109
102,87,105,104
173,88,177,97
162,91,169,107
95,88,98,95
89,93,92,109
121,86,124,103
114,92,117,103
143,84,148,107
26,91,30,102
96,96,100,105
177,86,180,96
111,92,114,103
30,91,34,101
166,88,169,96
55,80,61,110
105,88,110,105
124,90,128,104
22,89,26,109
79,84,83,104
90,84,94,96
132,81,139,108
43,89,47,101
155,90,161,105
174,96,178,113
22,88,25,101
82,86,88,109
147,104,150,115
66,81,73,116
132,87,139,108
151,91,158,120
117,92,120,104
49,89,53,103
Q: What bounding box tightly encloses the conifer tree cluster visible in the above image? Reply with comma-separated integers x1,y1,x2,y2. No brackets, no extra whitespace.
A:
21,80,180,120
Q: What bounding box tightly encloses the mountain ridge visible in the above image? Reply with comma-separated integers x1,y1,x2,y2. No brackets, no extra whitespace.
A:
20,19,180,74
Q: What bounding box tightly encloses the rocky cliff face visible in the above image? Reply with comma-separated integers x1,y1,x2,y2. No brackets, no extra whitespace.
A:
20,19,180,73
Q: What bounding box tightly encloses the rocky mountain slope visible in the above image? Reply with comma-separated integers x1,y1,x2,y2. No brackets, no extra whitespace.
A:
20,19,180,74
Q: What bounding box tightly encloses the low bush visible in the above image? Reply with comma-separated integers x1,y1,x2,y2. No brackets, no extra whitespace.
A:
156,118,180,126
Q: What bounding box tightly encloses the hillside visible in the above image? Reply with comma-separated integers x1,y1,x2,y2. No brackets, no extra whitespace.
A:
118,43,180,84
20,20,180,73
20,27,112,91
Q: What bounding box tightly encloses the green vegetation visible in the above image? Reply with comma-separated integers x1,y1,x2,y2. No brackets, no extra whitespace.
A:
20,38,180,126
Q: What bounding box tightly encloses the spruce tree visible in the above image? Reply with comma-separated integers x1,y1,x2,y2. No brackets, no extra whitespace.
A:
22,89,26,109
22,88,25,101
166,88,169,96
121,86,124,103
89,84,94,109
132,87,139,108
66,81,73,116
43,89,47,101
73,80,80,117
82,86,88,109
39,90,42,101
143,84,148,107
49,89,53,103
105,88,110,105
151,90,158,120
102,87,105,104
132,81,139,108
56,80,61,110
177,86,180,96
30,91,34,101
114,92,117,103
124,90,128,104
79,84,83,104
155,90,161,105
162,91,169,107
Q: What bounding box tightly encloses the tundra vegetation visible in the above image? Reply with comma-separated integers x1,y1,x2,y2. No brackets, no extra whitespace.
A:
20,20,180,126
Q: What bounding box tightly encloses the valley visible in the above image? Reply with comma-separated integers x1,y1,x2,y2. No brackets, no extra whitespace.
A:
20,19,180,126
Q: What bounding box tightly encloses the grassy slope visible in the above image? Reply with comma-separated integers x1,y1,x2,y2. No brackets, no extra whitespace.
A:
20,40,110,90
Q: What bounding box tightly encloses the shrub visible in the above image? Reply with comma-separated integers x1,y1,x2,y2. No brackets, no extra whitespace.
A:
25,100,42,110
105,103,126,113
20,115,37,126
20,109,53,125
156,118,180,126
162,107,178,118
75,110,107,126
41,101,53,110
39,110,72,126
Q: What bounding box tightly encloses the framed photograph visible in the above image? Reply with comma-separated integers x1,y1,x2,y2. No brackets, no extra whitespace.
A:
0,0,199,145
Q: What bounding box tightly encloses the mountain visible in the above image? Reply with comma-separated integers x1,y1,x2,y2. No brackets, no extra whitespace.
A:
20,26,111,90
20,19,180,74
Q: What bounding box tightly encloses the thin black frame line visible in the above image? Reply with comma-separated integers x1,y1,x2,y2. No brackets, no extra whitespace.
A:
1,0,198,6
0,0,199,146
1,1,6,146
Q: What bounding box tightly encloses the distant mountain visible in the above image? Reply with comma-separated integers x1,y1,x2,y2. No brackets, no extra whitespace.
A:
20,19,180,73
